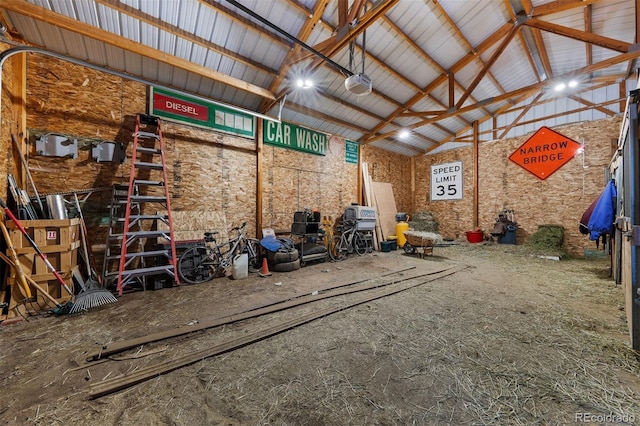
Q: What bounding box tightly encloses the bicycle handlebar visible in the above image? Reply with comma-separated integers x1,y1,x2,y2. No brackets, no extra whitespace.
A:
205,222,248,239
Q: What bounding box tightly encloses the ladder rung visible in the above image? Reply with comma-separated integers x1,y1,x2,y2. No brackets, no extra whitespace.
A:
136,146,162,154
130,195,168,203
134,161,164,170
118,265,175,277
120,214,168,221
135,131,160,140
107,250,172,260
134,179,165,186
124,230,170,238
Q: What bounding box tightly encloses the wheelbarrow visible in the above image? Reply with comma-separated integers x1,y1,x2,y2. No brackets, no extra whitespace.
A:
402,230,437,258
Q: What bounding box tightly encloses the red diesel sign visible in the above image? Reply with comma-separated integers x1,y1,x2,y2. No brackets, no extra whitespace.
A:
508,126,582,180
152,92,209,123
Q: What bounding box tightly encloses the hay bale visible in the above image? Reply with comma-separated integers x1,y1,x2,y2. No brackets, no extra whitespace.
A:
408,211,439,232
527,224,564,251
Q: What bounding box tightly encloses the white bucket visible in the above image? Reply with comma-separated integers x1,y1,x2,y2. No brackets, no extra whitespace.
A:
232,253,248,280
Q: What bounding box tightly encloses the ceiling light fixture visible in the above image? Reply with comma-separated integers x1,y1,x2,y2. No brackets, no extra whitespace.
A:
398,129,410,139
345,3,372,96
553,79,579,92
296,79,314,89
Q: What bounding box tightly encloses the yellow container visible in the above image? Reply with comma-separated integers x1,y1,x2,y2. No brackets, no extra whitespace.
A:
395,221,409,247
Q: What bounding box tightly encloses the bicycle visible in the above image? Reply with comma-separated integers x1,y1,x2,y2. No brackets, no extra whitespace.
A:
177,222,261,284
328,220,371,261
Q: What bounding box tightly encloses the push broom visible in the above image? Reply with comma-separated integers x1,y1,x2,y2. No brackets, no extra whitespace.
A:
0,197,116,314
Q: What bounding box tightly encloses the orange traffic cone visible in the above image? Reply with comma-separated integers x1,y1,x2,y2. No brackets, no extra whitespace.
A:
259,257,272,277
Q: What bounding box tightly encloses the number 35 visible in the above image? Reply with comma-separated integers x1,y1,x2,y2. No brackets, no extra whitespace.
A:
436,184,457,196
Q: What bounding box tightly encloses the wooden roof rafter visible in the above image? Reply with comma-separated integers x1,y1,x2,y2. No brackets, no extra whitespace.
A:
432,79,624,149
568,94,617,116
430,1,513,112
0,0,277,100
96,0,278,77
522,17,632,53
510,0,545,82
498,91,545,139
475,97,625,138
361,21,515,144
261,0,398,113
455,24,520,109
585,4,593,67
303,0,398,66
257,0,330,112
380,15,477,126
199,0,291,47
368,48,640,145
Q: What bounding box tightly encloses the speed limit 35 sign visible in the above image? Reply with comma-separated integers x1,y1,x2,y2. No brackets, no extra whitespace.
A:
431,161,463,201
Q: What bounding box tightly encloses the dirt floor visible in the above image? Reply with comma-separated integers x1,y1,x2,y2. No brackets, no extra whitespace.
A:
1,241,639,425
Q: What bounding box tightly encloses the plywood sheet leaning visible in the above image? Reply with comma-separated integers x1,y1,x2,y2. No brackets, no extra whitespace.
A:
361,163,381,250
371,182,397,241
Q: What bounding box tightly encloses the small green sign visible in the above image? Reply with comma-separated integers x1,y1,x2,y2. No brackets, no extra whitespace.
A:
263,120,327,156
345,140,359,164
149,87,255,138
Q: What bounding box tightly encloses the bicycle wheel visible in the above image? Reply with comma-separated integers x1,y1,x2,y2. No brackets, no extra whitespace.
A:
354,232,368,255
328,235,345,261
178,246,218,284
242,238,262,270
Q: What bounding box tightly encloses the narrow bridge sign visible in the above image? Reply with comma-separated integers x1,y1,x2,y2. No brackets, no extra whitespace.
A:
508,126,582,180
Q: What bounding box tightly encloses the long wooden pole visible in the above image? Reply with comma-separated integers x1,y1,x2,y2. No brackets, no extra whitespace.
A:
0,222,32,299
11,134,44,216
473,121,479,228
256,118,263,238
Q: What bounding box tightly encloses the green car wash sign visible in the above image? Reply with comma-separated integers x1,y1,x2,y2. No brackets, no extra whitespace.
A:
149,87,255,138
263,120,327,156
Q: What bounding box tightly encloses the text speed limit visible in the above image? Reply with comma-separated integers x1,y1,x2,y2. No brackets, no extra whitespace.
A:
431,161,463,201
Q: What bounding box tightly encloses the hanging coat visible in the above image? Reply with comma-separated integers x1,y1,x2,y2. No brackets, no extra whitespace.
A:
586,180,617,241
579,196,599,235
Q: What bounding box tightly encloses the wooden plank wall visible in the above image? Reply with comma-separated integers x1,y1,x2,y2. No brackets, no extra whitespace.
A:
3,51,624,260
9,53,388,258
415,118,621,256
261,135,358,233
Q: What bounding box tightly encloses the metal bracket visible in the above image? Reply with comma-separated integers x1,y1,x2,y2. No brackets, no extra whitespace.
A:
36,134,78,159
92,141,126,163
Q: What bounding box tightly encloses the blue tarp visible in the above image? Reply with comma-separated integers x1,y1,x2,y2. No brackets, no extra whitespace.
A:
260,236,295,252
587,180,617,241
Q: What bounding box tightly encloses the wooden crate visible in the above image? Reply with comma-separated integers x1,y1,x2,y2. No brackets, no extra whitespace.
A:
3,219,80,317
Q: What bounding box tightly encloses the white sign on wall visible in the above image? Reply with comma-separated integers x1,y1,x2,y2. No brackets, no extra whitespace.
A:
431,161,463,201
